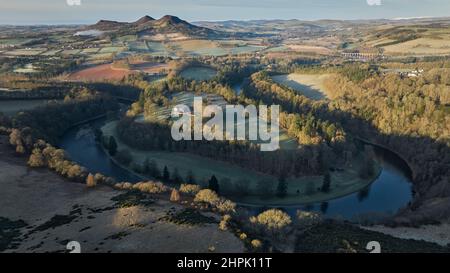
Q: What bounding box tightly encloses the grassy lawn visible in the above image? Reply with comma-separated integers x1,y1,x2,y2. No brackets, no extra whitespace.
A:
102,120,381,205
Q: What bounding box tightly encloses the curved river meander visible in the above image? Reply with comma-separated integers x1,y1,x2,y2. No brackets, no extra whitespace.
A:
59,117,413,221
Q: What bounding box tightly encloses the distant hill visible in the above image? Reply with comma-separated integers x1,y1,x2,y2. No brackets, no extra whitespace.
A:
133,15,155,25
195,17,450,33
90,19,127,31
86,15,221,39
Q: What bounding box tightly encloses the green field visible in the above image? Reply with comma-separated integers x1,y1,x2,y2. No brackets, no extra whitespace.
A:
179,66,217,81
13,63,40,73
147,41,170,56
127,41,169,56
88,52,114,60
171,40,228,56
123,39,264,57
61,49,82,55
98,46,126,54
41,49,63,56
128,41,149,51
80,48,100,54
219,40,266,55
116,35,138,42
265,46,289,52
228,45,265,55
4,48,46,56
271,73,332,100
0,38,34,46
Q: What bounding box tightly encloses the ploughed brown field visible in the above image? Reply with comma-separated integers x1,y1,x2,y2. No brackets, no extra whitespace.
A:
67,62,168,82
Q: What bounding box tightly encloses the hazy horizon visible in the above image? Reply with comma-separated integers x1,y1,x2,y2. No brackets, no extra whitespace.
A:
0,0,449,25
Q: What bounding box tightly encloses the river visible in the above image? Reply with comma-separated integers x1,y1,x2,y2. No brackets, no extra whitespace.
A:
59,117,413,221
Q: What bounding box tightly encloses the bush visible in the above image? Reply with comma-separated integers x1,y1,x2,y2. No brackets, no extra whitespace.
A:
194,189,220,205
251,239,262,249
170,189,181,202
86,173,97,188
9,129,21,146
133,181,168,194
94,173,106,184
105,177,116,186
114,182,133,190
253,209,292,231
16,144,25,154
219,214,232,231
295,210,321,229
179,184,201,195
0,126,11,135
66,164,87,181
216,199,236,213
28,148,45,168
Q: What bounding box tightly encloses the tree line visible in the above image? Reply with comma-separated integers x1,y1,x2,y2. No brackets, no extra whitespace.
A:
116,117,325,177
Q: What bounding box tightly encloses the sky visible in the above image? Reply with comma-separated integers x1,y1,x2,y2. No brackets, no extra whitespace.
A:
0,0,449,25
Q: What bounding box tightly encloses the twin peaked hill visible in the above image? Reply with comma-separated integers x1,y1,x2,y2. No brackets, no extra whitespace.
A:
87,15,220,38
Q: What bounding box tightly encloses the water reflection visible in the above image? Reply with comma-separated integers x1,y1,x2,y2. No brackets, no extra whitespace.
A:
357,185,371,202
